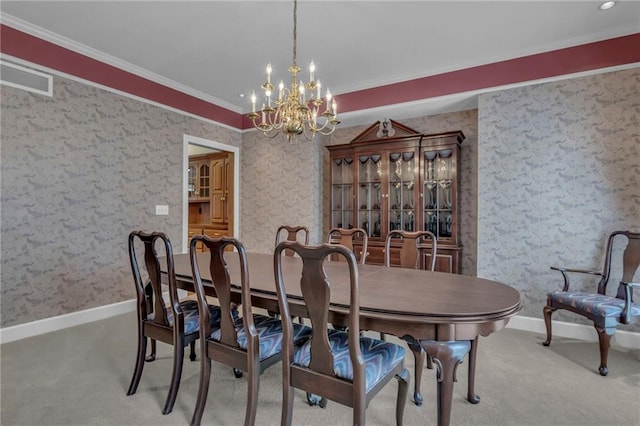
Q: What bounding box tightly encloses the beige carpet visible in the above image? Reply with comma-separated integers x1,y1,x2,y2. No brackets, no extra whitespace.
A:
1,311,639,426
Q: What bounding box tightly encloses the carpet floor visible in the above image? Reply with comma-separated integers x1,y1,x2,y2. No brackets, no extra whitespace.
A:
1,311,639,425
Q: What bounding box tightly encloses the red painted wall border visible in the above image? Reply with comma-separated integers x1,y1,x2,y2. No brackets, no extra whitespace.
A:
0,24,241,129
335,33,640,115
2,24,638,131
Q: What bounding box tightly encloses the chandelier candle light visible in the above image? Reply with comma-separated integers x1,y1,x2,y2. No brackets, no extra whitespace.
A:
248,0,339,142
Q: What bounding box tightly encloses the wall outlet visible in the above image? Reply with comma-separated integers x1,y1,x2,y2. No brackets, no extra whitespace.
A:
155,205,169,215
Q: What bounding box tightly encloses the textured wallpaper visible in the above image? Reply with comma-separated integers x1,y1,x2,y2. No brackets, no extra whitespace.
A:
240,130,325,252
2,66,638,332
477,67,640,331
1,76,240,327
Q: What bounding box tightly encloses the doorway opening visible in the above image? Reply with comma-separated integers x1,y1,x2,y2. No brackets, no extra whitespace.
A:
182,134,240,253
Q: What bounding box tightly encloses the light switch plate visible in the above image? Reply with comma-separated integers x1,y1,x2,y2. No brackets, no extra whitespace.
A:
155,205,169,215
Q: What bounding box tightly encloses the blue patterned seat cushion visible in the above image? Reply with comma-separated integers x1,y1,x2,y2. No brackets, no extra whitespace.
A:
293,329,406,392
549,291,640,320
148,300,223,335
210,314,312,361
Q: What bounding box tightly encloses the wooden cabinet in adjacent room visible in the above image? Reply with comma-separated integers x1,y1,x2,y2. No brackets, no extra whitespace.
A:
326,120,464,273
188,151,234,251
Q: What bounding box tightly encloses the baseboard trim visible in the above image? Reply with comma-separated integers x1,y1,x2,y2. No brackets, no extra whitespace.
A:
506,315,640,349
0,299,137,344
1,305,638,349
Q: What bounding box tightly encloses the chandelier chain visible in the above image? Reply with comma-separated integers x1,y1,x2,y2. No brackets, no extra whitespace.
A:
292,0,297,67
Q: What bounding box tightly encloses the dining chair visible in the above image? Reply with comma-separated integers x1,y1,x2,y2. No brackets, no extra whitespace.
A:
274,241,410,426
126,231,223,415
382,230,436,406
189,235,312,426
326,227,369,264
272,225,310,320
544,230,640,376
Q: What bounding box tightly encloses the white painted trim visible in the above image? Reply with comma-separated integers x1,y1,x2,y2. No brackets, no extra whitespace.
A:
506,315,640,349
0,53,241,134
0,299,136,344
0,59,53,96
0,15,241,113
182,135,241,253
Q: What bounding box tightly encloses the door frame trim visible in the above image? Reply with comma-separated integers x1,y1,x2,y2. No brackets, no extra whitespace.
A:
182,134,240,253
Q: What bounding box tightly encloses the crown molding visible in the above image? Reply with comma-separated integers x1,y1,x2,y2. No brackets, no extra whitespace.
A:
0,13,243,114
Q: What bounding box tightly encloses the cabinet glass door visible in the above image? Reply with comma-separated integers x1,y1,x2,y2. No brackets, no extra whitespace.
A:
188,165,197,198
357,154,382,238
423,149,453,239
388,151,417,235
198,163,210,198
331,157,354,229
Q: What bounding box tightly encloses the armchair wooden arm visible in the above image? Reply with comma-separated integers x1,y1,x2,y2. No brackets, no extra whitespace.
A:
550,266,604,292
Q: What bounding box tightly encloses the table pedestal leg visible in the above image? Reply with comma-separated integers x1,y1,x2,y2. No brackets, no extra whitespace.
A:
421,340,471,426
467,337,480,403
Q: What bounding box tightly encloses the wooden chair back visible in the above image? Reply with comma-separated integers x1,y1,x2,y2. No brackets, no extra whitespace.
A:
127,230,198,415
189,235,288,425
385,230,437,271
275,225,310,256
602,231,640,299
326,227,368,264
190,236,248,350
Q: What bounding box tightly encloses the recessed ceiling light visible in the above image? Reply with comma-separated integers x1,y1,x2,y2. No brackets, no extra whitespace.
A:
238,93,246,98
599,1,616,10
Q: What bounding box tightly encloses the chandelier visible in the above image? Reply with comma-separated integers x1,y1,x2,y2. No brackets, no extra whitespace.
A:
248,0,339,142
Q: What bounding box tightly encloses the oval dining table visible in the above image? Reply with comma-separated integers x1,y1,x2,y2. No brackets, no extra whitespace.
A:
167,251,522,426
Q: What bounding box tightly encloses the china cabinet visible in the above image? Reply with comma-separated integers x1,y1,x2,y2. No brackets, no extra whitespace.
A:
327,120,464,273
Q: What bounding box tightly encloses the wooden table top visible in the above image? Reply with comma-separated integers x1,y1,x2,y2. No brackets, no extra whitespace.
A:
172,252,522,326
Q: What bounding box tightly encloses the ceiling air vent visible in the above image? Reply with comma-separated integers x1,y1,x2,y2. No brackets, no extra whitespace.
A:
0,60,53,97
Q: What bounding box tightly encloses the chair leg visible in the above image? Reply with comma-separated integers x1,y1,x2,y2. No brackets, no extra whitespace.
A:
245,359,260,426
595,326,613,376
353,394,366,426
281,382,294,426
407,341,425,406
146,339,157,362
127,329,147,395
191,357,212,426
395,368,410,426
426,353,433,369
162,341,185,415
189,341,196,361
542,305,555,346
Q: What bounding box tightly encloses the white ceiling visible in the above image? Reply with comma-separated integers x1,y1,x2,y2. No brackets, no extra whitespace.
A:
2,1,639,126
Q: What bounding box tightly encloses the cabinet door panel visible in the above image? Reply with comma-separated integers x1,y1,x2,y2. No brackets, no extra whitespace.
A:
387,150,418,234
210,158,225,223
330,157,354,229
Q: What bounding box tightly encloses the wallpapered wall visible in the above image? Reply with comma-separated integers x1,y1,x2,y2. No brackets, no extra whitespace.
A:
2,66,637,331
0,76,240,327
477,67,640,332
239,130,324,251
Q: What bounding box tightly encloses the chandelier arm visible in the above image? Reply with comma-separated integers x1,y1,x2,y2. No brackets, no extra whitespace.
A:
300,127,316,142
